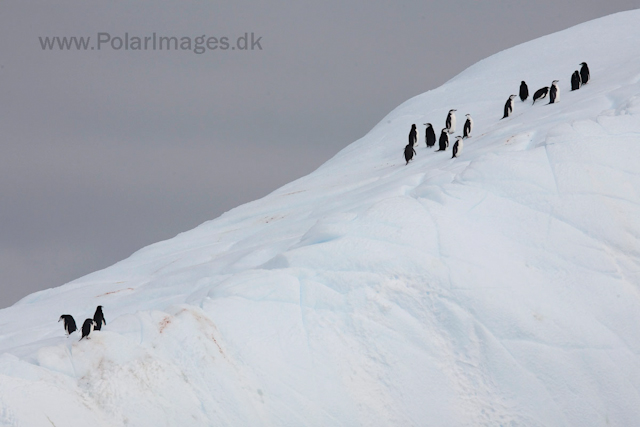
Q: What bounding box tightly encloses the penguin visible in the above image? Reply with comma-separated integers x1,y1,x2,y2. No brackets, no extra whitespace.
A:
532,86,549,104
58,314,77,336
451,136,463,159
445,109,457,134
437,128,449,151
408,124,418,147
571,70,581,91
463,114,473,138
93,305,106,331
519,81,529,101
502,95,517,119
404,144,416,165
580,62,590,85
80,318,97,341
548,80,560,104
423,123,436,148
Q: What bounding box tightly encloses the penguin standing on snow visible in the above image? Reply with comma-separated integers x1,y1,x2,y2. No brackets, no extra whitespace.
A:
408,124,418,147
580,62,590,85
571,71,581,91
404,144,416,165
437,128,449,151
452,136,463,159
445,109,457,134
80,318,97,341
424,123,436,147
502,95,517,119
519,81,529,101
58,314,77,336
532,86,549,104
463,114,473,138
548,80,560,104
93,305,106,331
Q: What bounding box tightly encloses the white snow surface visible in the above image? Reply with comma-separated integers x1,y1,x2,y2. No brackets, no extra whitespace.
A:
3,10,640,426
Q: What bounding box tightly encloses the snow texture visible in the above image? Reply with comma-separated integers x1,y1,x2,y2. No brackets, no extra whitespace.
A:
2,10,640,426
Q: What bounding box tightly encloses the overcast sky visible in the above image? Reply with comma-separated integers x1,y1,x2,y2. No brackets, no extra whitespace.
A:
1,1,638,308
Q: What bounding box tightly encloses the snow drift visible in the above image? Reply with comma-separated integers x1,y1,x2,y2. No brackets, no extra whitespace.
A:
2,10,640,426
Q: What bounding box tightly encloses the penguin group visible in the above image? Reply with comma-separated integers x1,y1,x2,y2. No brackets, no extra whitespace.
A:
502,61,590,117
404,124,418,164
572,62,590,91
58,305,107,341
403,109,473,163
401,61,590,165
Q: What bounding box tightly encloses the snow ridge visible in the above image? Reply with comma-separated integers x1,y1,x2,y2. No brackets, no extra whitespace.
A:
2,10,640,426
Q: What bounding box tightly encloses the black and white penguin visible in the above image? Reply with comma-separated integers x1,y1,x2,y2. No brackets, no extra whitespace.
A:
580,62,590,85
502,95,517,119
571,70,581,91
404,144,416,165
408,124,418,147
423,123,436,147
437,128,449,151
519,81,529,101
58,314,77,336
548,80,560,104
445,109,457,134
451,136,463,159
93,305,106,331
463,114,473,138
532,86,549,104
80,318,97,341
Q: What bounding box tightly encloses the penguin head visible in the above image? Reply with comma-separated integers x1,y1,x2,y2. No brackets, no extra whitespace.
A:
521,81,526,84
465,114,471,118
449,109,456,113
424,123,431,127
580,62,587,66
552,80,559,84
411,124,416,129
456,136,463,141
510,94,517,99
58,315,64,322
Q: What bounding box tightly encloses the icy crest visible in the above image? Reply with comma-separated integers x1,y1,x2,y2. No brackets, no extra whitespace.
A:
2,10,640,426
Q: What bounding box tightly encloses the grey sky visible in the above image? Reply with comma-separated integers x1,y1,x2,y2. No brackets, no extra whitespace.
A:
1,1,638,308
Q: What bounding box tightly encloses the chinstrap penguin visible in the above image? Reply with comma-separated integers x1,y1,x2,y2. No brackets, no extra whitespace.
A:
452,136,463,159
437,128,449,151
404,144,416,165
463,114,473,138
445,109,457,134
532,86,549,104
93,305,106,331
548,80,559,104
519,81,529,101
502,95,517,119
580,62,590,85
80,318,97,341
58,314,77,335
408,124,418,147
424,123,436,147
571,70,581,91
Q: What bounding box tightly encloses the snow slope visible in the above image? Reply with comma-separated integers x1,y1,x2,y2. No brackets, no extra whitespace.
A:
2,10,640,426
